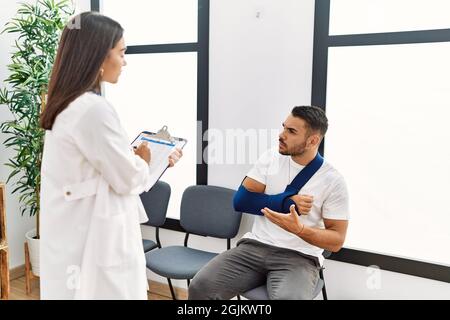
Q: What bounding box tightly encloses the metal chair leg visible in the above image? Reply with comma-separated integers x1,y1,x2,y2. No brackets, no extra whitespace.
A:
319,268,328,300
167,278,177,300
322,284,328,300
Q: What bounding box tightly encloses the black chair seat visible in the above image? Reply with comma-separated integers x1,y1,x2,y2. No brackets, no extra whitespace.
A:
146,246,218,279
143,239,158,252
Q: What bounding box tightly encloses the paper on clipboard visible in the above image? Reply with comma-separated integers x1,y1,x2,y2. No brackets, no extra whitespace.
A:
131,126,187,190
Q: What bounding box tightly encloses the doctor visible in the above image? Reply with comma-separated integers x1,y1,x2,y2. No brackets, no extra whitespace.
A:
39,12,182,299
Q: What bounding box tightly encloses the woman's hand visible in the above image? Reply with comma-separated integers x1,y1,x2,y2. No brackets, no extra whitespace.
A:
168,148,183,167
134,142,151,164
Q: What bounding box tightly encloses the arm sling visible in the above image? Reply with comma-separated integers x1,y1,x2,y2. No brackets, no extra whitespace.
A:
233,152,324,216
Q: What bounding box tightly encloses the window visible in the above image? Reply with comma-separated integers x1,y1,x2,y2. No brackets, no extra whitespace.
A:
103,0,197,45
330,0,450,35
92,0,209,222
313,0,450,282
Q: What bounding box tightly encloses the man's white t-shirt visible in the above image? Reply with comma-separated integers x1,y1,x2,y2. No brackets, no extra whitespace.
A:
243,147,350,265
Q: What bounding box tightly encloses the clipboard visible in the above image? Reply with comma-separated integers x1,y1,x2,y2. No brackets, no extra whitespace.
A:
131,126,187,190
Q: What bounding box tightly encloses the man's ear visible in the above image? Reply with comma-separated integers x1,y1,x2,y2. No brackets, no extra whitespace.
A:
307,134,321,149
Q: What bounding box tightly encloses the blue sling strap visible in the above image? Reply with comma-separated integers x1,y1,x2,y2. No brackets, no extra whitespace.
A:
233,152,324,215
284,152,324,197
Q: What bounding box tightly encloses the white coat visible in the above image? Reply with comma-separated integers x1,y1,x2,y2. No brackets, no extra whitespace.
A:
40,92,153,300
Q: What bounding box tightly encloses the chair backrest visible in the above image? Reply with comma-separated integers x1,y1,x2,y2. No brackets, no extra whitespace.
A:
140,180,171,227
180,185,243,239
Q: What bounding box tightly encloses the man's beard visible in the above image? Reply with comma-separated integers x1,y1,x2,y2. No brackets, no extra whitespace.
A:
279,140,307,157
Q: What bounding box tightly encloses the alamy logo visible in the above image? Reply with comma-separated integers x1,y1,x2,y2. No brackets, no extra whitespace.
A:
66,265,81,290
366,265,381,290
66,15,81,30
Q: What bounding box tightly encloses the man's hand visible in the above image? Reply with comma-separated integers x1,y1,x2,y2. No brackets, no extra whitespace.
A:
261,205,305,237
134,142,151,164
290,194,314,215
168,148,183,167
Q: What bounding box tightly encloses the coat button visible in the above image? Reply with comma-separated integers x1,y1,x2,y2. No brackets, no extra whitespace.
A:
66,191,71,196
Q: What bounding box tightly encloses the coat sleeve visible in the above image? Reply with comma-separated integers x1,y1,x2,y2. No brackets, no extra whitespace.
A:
71,99,152,195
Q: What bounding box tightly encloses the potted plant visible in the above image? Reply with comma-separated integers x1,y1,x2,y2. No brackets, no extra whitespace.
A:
0,0,73,276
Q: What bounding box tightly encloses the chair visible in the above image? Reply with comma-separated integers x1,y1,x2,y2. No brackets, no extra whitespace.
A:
140,180,171,252
240,250,332,300
145,185,243,300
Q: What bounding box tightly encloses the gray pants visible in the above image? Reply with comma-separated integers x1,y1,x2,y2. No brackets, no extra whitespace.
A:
188,238,320,300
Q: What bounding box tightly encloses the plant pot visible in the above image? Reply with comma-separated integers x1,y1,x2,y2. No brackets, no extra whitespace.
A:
25,229,40,276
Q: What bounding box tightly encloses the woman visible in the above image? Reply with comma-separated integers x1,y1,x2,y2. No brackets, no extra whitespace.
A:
39,12,182,300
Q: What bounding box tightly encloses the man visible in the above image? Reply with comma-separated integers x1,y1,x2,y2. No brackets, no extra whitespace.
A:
188,106,349,300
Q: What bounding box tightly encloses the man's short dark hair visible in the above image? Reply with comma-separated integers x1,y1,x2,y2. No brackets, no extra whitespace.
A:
291,106,328,137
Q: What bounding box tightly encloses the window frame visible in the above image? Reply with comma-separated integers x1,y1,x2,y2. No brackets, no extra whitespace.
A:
312,0,450,283
91,0,209,232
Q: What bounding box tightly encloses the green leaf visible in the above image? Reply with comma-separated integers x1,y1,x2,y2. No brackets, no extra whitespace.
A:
1,0,72,217
11,183,28,195
6,169,21,183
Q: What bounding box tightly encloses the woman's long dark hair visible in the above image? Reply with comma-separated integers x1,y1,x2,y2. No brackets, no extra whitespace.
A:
41,12,123,130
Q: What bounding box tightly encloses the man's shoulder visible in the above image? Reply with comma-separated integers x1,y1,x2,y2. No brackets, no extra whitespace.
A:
318,160,347,187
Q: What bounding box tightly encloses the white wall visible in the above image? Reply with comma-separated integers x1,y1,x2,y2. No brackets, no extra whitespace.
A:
0,0,91,269
324,259,450,300
143,0,450,299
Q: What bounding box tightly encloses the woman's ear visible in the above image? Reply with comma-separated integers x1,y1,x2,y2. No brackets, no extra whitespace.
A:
100,51,111,69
